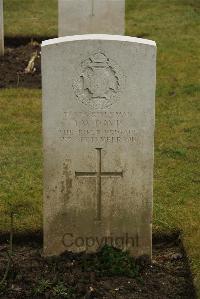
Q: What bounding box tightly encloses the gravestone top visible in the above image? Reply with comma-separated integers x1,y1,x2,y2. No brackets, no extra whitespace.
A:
42,34,156,47
42,34,156,257
58,0,125,36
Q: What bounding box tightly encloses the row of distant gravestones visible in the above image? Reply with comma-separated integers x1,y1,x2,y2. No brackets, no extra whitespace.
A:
0,0,125,55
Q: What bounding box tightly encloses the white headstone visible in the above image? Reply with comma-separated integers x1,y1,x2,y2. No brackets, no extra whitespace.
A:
58,0,125,36
42,34,156,257
0,0,4,56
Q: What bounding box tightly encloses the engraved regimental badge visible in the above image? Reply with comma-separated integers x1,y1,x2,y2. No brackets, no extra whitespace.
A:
73,51,125,110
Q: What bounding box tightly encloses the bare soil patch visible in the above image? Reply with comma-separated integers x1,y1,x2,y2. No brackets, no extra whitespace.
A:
0,232,196,299
0,41,42,89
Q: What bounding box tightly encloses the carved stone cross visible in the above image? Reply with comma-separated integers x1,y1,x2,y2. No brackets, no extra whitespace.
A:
91,0,95,16
75,148,123,221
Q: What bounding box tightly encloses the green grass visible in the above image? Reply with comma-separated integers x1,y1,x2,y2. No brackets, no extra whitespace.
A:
0,89,42,232
4,0,58,37
1,0,200,297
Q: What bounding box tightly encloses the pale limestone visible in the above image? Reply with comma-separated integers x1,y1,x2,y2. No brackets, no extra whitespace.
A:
58,0,125,36
42,34,156,257
0,0,4,55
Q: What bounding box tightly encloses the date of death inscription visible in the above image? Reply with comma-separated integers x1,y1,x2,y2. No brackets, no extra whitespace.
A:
58,111,142,144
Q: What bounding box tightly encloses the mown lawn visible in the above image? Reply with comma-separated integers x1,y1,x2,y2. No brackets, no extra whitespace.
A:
0,89,42,232
4,0,58,38
1,0,200,297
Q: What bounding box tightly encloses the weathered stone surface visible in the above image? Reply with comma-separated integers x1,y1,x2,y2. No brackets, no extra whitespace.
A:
58,0,125,36
42,35,156,257
0,0,4,56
